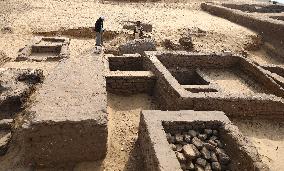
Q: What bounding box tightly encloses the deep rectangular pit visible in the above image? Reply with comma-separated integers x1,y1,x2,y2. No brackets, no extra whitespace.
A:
17,36,70,61
144,51,284,117
170,70,209,85
156,53,269,95
108,55,145,71
31,45,62,57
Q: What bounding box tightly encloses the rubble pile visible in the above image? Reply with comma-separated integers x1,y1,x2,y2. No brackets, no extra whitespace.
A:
166,128,231,171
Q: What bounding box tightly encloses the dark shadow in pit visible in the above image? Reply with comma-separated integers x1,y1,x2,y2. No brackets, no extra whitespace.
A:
123,141,145,171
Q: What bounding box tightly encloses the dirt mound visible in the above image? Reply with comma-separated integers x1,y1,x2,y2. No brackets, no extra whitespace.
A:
118,39,156,55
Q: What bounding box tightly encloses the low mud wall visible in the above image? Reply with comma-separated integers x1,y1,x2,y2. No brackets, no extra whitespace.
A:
201,3,284,48
108,54,144,71
143,53,190,109
106,71,156,95
17,120,107,166
192,96,284,119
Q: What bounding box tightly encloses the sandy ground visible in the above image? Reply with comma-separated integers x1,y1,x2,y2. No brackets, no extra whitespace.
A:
232,119,284,171
0,0,258,60
0,0,284,170
202,69,265,95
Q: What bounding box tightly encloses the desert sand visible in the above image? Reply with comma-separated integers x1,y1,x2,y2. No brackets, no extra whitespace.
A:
0,0,283,170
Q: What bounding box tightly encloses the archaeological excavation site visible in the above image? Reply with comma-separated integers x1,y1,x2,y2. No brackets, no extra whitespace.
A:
0,0,284,170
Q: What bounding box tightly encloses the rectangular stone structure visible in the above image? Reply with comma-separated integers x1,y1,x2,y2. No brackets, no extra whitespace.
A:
15,52,108,167
17,36,70,62
138,110,269,171
105,54,156,95
144,51,284,119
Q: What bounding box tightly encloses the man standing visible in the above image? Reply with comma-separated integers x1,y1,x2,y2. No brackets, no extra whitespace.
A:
134,21,143,39
95,16,105,46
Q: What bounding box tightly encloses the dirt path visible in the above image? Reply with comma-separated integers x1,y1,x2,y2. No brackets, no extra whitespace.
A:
74,93,155,171
232,119,284,171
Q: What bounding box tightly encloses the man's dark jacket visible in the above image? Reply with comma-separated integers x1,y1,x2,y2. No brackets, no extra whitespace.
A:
95,18,103,32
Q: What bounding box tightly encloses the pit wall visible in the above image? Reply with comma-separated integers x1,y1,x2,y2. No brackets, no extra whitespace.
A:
108,53,144,71
163,122,264,171
106,71,156,95
17,36,70,61
138,110,268,171
201,3,284,56
105,54,156,95
17,118,107,166
144,51,284,119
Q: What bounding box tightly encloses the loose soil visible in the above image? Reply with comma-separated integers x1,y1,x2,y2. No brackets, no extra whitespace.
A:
232,119,284,171
0,0,283,170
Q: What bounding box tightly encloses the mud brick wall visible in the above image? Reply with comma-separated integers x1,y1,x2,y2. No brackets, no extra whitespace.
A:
262,65,284,77
219,124,267,171
106,75,156,95
192,96,284,119
238,57,284,97
138,113,162,171
157,53,238,70
201,3,284,47
139,111,268,171
222,4,284,13
18,120,107,166
109,56,144,71
143,55,191,109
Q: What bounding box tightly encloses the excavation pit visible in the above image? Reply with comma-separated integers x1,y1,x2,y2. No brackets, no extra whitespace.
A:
105,54,156,95
144,51,284,118
171,70,209,86
108,53,145,71
30,45,61,57
138,110,268,171
17,36,70,62
0,68,44,119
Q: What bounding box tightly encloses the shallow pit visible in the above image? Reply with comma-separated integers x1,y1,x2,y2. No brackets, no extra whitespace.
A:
171,70,209,86
201,68,265,95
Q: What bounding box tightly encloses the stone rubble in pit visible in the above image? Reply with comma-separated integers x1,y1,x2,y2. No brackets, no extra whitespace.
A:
166,128,231,171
